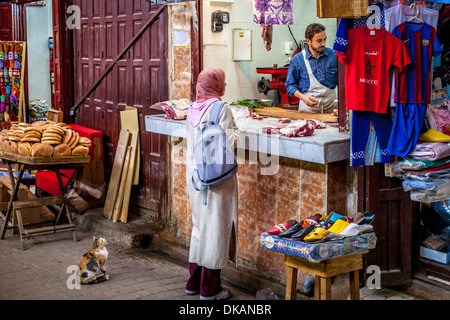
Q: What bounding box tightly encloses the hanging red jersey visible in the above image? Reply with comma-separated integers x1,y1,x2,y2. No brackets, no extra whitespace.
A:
393,22,441,104
336,26,411,113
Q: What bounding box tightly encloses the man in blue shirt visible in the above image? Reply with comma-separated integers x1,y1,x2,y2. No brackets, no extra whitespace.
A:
286,23,338,113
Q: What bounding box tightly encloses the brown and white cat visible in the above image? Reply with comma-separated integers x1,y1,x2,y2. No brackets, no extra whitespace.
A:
77,236,109,285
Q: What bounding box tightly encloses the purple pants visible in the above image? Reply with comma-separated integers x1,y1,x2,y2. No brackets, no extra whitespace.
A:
185,262,222,297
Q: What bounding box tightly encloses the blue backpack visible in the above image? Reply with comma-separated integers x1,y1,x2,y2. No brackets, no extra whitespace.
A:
191,101,238,205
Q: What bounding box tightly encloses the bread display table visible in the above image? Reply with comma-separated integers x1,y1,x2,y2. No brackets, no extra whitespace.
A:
0,151,90,249
260,232,376,300
35,125,104,196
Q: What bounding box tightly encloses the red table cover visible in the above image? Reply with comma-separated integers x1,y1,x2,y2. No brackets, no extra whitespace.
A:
35,124,103,196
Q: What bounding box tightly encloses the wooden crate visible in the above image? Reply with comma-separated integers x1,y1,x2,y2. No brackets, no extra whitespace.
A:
317,0,369,18
0,176,54,226
47,109,64,123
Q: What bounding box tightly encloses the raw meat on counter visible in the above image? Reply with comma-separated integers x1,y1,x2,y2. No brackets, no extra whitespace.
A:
278,118,291,123
262,125,287,134
280,120,316,137
250,111,268,120
312,120,327,129
262,119,327,136
149,99,191,120
229,104,251,120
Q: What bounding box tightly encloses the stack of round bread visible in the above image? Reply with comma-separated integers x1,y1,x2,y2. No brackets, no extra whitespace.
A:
0,120,92,158
42,125,65,145
72,137,91,156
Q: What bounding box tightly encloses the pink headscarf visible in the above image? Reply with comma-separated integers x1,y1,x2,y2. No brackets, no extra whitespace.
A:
188,67,226,127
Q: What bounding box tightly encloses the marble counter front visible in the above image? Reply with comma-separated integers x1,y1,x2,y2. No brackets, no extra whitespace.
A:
145,114,350,164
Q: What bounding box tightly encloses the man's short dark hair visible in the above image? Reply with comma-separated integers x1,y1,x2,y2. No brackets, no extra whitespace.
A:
305,23,326,40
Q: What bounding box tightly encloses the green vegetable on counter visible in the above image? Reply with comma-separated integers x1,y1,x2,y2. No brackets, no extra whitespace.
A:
230,99,263,109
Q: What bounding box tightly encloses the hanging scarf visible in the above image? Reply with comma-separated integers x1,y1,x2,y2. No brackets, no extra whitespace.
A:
253,0,293,25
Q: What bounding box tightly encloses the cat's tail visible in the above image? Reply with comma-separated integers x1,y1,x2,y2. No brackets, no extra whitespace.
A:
82,273,108,285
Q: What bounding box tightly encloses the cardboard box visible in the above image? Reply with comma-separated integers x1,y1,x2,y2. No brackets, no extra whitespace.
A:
420,246,450,265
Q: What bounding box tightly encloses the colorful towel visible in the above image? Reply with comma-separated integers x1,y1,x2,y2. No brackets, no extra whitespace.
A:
408,142,450,161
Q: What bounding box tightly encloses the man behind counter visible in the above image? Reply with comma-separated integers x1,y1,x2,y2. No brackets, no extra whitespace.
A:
286,23,338,113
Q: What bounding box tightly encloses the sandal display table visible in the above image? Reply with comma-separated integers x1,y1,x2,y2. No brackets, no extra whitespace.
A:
284,250,368,300
260,232,377,300
0,152,90,249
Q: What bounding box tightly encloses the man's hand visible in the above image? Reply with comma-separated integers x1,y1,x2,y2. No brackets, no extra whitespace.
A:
301,95,319,107
295,91,319,107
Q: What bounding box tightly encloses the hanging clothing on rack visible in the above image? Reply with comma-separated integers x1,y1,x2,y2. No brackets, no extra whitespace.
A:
334,1,386,54
387,21,441,157
351,110,395,167
337,26,411,166
336,26,411,113
385,3,440,107
384,3,439,32
394,21,441,104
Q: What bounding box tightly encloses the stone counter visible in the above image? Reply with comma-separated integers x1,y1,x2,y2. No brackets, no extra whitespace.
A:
145,114,353,294
145,114,350,164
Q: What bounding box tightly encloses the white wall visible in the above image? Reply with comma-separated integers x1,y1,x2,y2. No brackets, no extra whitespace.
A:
26,2,52,105
202,0,337,104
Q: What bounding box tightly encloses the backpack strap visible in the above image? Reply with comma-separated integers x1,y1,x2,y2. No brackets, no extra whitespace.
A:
192,169,209,205
209,101,226,125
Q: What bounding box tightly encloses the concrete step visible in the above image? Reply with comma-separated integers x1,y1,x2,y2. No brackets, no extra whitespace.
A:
74,207,159,248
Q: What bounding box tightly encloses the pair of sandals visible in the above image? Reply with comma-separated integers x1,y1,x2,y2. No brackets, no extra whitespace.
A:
266,212,327,239
267,211,375,242
304,211,375,243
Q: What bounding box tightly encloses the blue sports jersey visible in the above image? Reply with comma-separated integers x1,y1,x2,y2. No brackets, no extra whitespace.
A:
392,22,441,104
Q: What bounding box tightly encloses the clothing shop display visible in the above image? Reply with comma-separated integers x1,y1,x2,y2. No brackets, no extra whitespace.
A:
337,25,410,166
387,21,442,157
337,26,411,113
386,3,440,107
338,2,447,167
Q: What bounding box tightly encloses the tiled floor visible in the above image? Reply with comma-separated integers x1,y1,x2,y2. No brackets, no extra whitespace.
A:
357,286,419,300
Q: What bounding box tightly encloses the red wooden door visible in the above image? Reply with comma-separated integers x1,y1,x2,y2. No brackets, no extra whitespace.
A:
52,0,74,114
358,164,418,286
0,3,13,41
72,0,169,213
